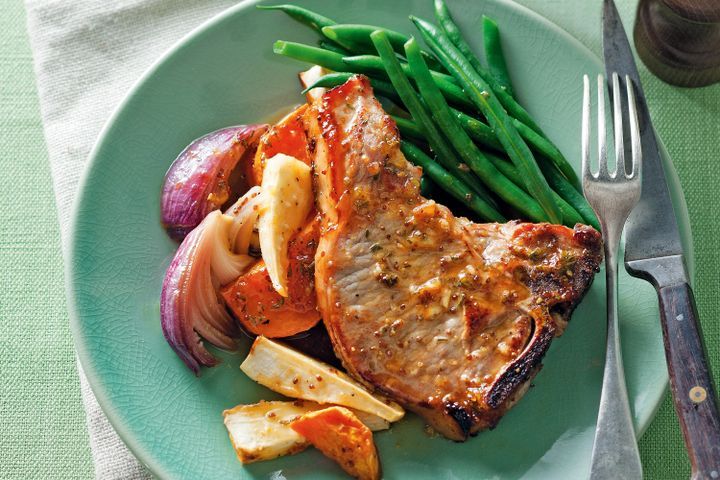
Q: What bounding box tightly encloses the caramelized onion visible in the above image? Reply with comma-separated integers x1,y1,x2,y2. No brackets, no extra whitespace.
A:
161,125,268,241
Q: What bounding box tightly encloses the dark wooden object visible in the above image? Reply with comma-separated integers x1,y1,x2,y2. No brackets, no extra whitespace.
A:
658,282,720,479
634,0,720,87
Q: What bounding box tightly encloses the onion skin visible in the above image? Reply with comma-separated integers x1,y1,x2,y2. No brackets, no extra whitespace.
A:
161,125,268,241
161,188,264,374
161,212,231,373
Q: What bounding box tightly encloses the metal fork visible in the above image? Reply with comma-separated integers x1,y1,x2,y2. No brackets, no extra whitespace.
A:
583,73,643,480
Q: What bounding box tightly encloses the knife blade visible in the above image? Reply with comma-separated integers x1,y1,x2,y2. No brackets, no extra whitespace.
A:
602,2,720,478
602,0,685,277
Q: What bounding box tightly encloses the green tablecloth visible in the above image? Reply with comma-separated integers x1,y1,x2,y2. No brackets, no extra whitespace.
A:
1,0,717,478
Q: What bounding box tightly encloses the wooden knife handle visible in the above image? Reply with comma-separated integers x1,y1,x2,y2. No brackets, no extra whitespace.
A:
658,283,720,479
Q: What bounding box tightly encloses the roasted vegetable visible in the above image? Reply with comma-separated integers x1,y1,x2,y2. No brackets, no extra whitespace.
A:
223,401,314,464
221,260,320,338
298,65,331,102
221,216,321,338
258,154,314,297
161,187,263,373
223,401,388,465
252,105,311,185
161,125,267,241
291,406,380,480
240,336,405,422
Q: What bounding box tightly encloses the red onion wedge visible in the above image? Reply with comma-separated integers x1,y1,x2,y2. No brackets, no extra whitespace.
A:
161,187,264,374
161,124,268,241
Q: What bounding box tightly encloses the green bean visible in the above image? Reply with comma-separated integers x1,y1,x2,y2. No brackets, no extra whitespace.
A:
433,0,542,134
406,37,548,223
272,41,473,110
452,111,503,151
401,142,505,222
482,16,514,97
411,17,562,224
317,39,351,55
394,113,588,226
433,2,578,189
275,27,576,193
511,120,581,190
483,152,584,226
420,174,437,197
257,4,336,33
457,109,581,190
369,30,498,210
300,71,355,92
394,111,585,225
273,41,348,71
341,55,473,109
322,24,446,72
432,0,482,72
342,54,456,84
537,156,600,229
392,115,424,140
396,110,501,156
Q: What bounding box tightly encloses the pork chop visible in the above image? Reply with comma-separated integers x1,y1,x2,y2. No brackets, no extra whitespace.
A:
306,75,602,440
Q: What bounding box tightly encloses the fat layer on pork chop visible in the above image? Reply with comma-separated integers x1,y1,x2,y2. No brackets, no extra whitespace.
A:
306,75,602,440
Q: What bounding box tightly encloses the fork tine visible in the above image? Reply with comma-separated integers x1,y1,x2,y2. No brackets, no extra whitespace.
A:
625,75,642,180
582,74,591,180
596,74,608,177
611,73,623,178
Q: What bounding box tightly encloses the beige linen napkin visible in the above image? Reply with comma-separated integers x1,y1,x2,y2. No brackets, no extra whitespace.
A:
24,1,237,477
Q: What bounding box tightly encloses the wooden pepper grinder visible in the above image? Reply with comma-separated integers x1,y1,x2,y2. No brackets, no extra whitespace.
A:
634,0,720,87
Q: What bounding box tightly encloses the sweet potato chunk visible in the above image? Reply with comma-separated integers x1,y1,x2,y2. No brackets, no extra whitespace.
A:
221,217,321,337
252,104,311,185
290,406,380,480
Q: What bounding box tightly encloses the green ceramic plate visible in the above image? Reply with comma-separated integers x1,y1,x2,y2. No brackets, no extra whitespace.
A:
69,0,693,478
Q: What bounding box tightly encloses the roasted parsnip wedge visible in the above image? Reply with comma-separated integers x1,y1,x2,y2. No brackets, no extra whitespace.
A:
240,336,405,422
258,154,313,297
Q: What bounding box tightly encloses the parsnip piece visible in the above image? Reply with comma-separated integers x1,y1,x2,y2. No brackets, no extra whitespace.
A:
223,400,389,464
351,409,390,431
258,154,313,297
240,337,405,422
223,401,312,464
299,65,330,102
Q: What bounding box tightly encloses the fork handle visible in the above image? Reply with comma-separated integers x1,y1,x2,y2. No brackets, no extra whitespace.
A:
589,241,643,480
658,282,720,480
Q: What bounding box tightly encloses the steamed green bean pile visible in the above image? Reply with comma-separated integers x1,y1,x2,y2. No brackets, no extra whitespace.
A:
260,1,599,229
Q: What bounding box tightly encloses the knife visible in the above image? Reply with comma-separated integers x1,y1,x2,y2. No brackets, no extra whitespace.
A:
603,1,720,479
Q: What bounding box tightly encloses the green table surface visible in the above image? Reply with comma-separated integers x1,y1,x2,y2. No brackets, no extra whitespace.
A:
1,0,718,479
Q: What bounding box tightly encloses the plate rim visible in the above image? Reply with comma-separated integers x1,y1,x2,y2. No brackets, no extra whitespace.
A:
66,0,688,477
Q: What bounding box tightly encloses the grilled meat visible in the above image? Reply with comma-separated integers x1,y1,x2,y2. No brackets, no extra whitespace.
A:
305,75,602,440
